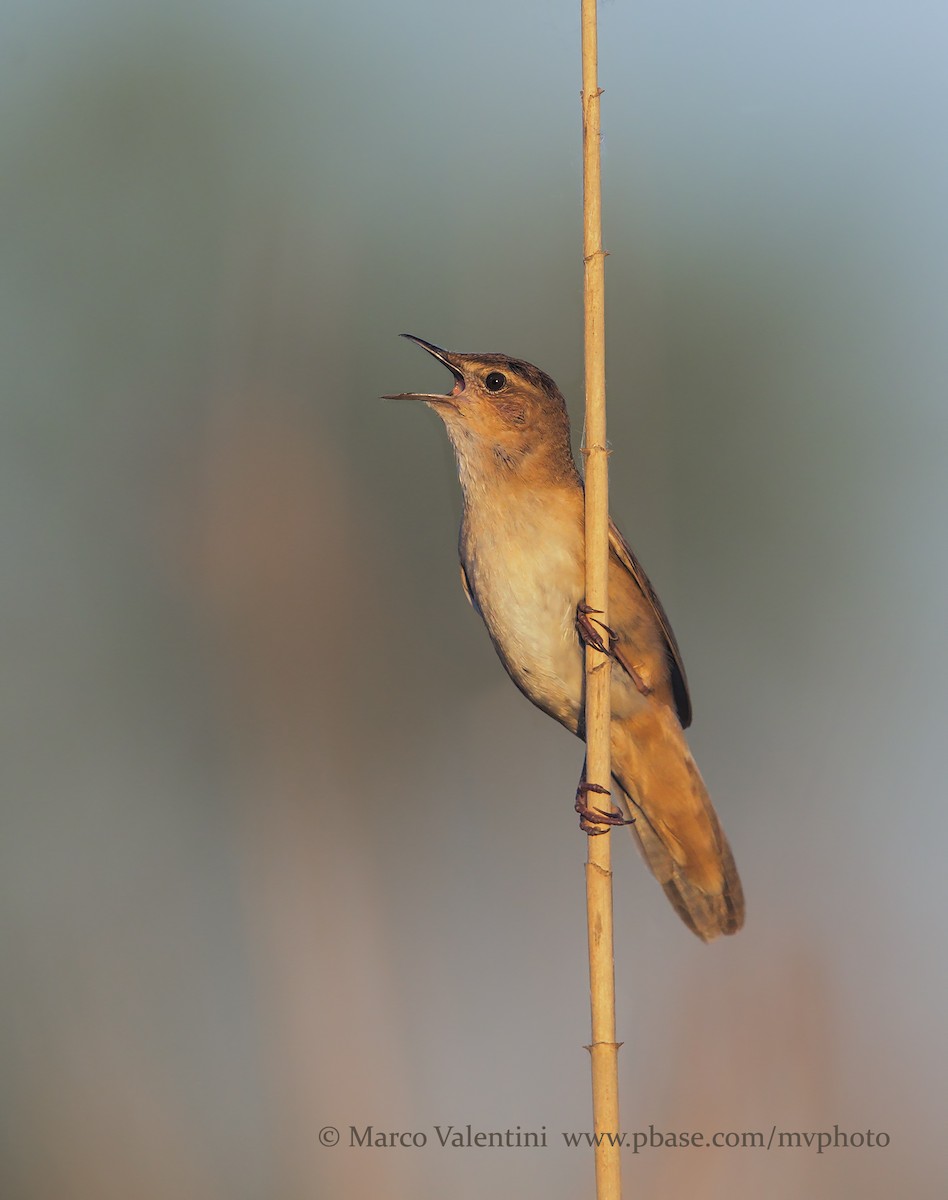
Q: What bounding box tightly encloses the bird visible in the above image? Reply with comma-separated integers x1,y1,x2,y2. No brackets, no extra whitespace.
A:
384,335,744,941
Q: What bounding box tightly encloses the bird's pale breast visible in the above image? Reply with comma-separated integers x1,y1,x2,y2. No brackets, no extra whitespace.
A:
461,487,587,729
461,484,660,731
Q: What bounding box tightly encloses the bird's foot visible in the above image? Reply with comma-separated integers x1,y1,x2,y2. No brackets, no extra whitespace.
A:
576,602,617,657
575,781,634,835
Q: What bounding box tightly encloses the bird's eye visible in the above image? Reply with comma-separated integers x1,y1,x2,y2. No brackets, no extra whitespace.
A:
484,371,507,392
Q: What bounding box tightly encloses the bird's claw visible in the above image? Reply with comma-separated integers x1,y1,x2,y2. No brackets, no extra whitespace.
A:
576,602,617,657
575,781,634,834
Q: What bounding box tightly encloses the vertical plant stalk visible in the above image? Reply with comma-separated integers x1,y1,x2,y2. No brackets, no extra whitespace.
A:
580,2,622,1199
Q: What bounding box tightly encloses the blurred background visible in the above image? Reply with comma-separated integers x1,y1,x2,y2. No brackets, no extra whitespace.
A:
3,1,947,1196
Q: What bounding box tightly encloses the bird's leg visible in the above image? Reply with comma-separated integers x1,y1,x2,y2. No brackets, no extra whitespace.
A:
576,601,617,657
575,761,635,835
577,601,654,699
616,655,653,699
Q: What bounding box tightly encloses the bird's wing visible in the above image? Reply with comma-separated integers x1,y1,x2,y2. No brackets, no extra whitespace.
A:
459,562,481,615
608,519,692,729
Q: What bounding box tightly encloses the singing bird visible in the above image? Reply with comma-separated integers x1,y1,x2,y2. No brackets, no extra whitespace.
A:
385,335,744,940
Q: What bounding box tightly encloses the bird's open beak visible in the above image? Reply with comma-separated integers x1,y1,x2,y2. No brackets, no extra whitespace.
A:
382,334,466,402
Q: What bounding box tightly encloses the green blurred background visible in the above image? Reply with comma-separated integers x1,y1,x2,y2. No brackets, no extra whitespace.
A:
3,1,947,1196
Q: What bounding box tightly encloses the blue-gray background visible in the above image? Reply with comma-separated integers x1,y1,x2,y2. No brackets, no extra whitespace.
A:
3,2,947,1196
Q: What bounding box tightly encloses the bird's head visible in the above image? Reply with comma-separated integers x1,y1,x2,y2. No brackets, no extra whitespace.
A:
384,335,578,483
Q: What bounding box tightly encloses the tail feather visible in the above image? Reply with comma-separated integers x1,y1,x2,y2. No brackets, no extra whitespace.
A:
611,706,744,941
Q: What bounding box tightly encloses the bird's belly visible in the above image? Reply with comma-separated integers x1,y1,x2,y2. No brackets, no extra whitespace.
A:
490,578,585,727
464,525,586,730
462,505,650,733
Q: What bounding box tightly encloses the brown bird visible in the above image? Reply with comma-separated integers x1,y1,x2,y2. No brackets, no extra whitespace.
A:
385,335,744,941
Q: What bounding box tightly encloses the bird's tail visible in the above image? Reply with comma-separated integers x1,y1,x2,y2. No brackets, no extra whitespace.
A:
610,705,744,941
